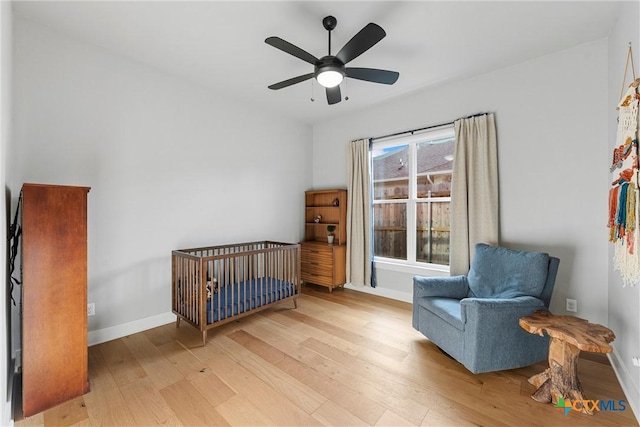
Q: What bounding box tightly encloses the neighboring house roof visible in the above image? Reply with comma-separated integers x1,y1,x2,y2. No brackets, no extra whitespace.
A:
373,139,454,181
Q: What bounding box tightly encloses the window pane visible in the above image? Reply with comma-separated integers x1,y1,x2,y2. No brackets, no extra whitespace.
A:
416,138,454,198
374,203,406,260
416,201,450,265
372,144,409,200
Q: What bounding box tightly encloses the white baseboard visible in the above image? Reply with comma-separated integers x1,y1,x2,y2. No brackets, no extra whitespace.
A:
2,400,12,427
88,312,176,347
344,283,412,303
608,345,640,423
4,358,14,426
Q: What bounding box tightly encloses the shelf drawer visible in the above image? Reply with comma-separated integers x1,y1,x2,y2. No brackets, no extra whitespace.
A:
301,251,333,265
301,271,333,287
301,244,334,262
301,244,333,255
301,261,332,276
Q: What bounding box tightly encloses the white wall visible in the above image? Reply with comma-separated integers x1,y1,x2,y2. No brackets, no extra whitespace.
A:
607,0,640,419
12,17,313,343
1,1,13,425
313,40,609,323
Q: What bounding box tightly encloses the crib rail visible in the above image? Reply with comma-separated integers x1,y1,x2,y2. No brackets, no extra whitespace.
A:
171,241,300,344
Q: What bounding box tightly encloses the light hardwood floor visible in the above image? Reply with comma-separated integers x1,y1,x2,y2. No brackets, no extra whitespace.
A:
15,286,639,426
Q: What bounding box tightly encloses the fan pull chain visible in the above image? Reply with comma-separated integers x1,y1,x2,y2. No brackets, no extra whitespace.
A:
310,79,315,102
344,78,349,101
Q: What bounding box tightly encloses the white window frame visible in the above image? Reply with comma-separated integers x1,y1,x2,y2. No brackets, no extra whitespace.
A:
372,125,454,273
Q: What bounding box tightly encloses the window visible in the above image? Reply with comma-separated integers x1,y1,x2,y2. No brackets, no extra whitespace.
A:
372,126,454,267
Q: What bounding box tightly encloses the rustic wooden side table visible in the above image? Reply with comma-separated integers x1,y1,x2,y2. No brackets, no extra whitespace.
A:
519,310,616,415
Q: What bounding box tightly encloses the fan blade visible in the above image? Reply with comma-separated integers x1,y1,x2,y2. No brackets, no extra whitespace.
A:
346,67,399,85
326,86,341,105
268,73,314,90
336,23,386,64
265,37,318,65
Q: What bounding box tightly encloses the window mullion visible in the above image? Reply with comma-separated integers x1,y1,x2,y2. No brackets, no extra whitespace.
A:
407,144,417,263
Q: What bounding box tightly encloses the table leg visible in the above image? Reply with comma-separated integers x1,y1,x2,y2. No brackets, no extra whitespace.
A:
528,337,592,414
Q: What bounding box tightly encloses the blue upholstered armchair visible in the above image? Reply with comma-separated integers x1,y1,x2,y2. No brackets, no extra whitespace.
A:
412,243,559,374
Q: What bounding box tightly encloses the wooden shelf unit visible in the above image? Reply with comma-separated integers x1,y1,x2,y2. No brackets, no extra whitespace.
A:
301,189,347,292
304,189,347,245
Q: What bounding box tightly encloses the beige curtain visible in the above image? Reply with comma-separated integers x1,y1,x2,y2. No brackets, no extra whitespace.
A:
346,138,373,287
450,113,499,275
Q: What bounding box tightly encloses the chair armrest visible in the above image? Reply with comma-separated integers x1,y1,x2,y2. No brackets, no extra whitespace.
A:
460,296,546,325
413,275,469,300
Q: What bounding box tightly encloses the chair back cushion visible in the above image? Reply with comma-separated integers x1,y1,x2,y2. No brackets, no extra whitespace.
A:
467,243,550,299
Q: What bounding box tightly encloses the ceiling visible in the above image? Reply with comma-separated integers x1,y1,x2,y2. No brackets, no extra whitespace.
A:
13,1,621,125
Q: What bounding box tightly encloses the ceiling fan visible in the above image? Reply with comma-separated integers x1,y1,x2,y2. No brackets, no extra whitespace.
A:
265,15,399,105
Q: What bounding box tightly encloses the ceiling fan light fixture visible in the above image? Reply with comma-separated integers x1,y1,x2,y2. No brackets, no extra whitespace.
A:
265,16,399,104
316,68,344,88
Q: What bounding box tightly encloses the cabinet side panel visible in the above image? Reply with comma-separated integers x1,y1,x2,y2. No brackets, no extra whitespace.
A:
22,184,89,417
333,245,347,286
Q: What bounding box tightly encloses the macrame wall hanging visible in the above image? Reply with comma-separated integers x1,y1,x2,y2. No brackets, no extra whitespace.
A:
609,43,640,286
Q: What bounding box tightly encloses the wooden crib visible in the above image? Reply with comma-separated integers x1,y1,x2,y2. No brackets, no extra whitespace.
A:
172,241,300,345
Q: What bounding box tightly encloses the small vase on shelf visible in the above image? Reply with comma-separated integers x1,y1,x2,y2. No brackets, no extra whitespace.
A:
327,225,336,244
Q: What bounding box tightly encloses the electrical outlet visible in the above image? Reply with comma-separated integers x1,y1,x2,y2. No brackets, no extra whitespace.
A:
87,303,95,317
633,357,640,367
566,298,577,312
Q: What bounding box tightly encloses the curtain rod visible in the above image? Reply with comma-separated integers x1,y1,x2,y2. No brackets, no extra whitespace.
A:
370,112,490,142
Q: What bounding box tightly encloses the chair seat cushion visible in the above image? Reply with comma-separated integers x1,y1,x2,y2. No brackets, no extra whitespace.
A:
467,243,550,299
418,297,464,331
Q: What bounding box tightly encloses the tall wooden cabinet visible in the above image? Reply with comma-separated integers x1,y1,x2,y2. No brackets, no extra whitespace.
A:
301,189,347,292
21,184,91,417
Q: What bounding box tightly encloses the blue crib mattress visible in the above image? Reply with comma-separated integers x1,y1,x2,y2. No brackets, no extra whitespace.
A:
207,278,295,324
